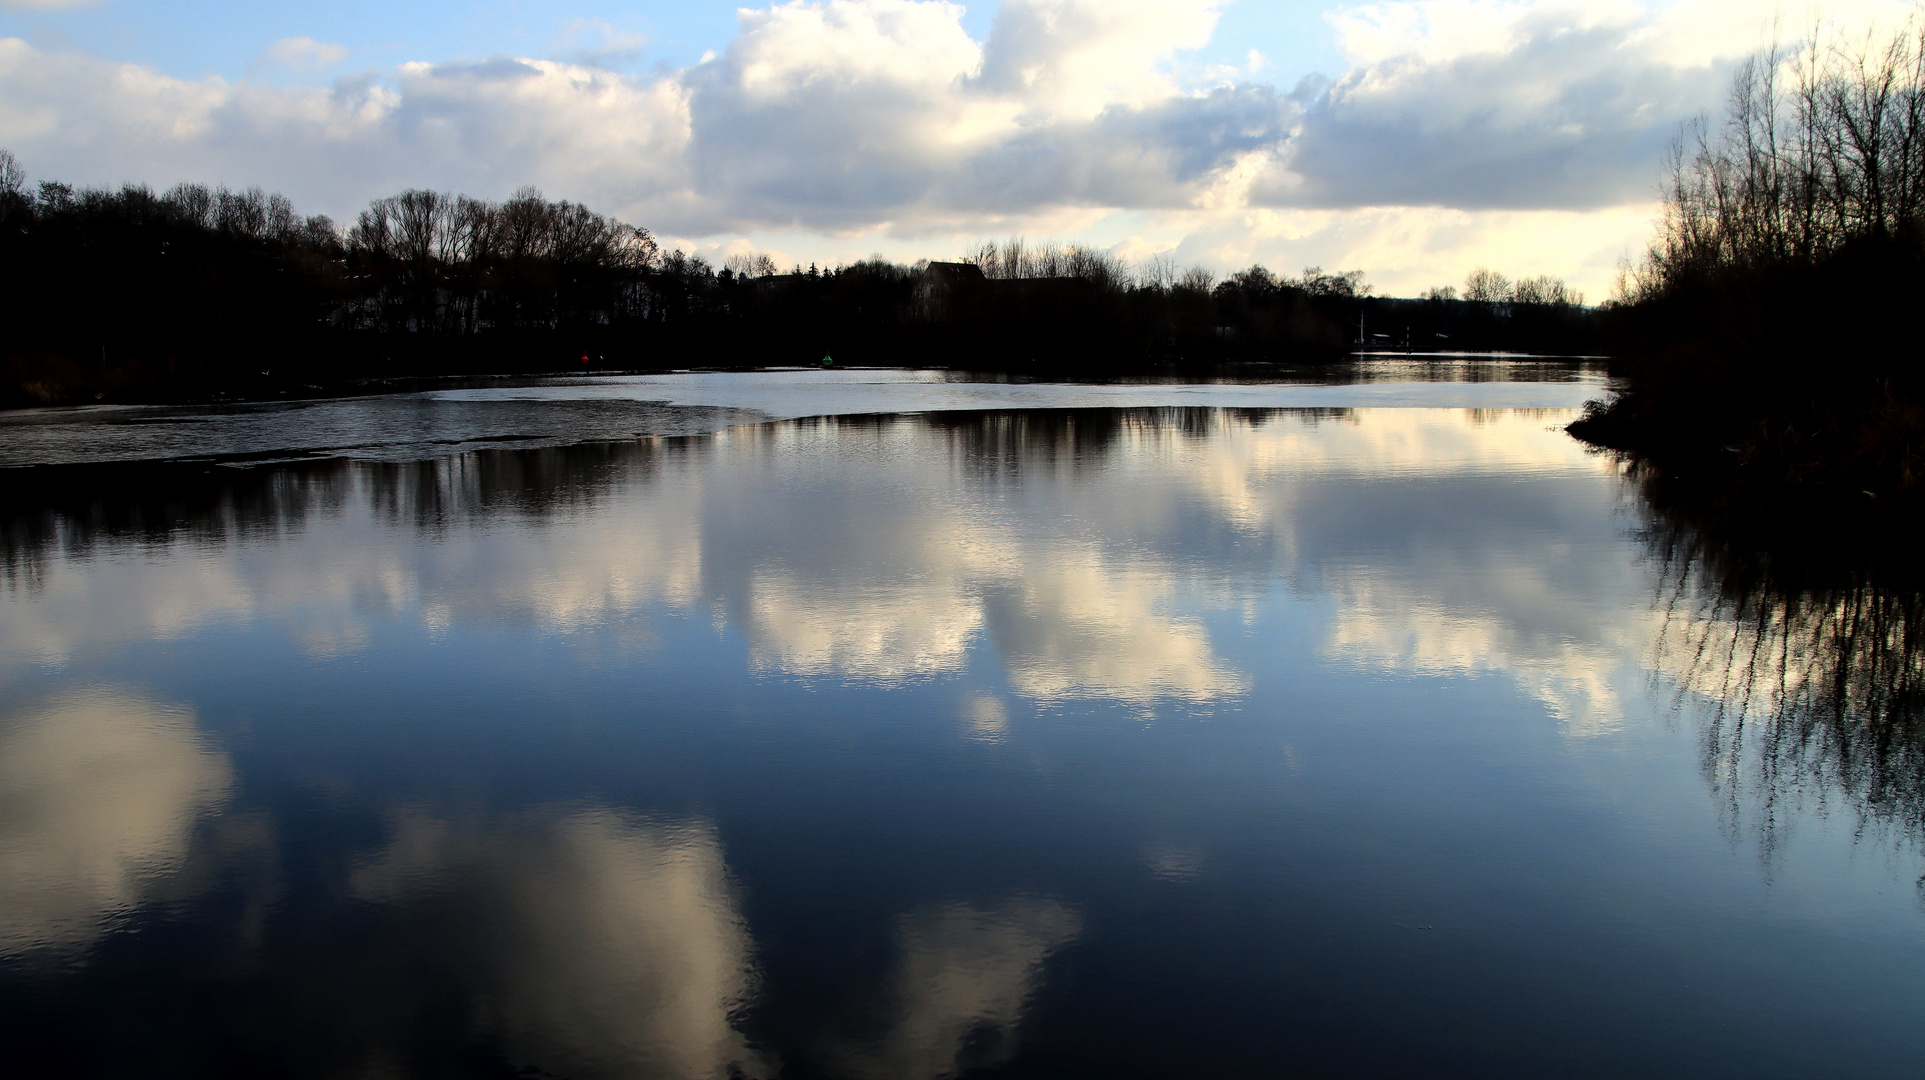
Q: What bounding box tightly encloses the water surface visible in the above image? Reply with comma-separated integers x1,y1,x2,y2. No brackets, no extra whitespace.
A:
2,367,1920,1078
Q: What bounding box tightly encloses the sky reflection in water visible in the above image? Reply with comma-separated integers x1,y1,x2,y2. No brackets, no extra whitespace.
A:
1,389,1921,1078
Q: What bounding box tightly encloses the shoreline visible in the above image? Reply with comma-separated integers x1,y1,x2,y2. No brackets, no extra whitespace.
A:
3,354,1611,413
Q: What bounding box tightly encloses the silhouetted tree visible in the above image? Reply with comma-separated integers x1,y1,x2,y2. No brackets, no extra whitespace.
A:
1574,17,1925,502
0,159,1603,405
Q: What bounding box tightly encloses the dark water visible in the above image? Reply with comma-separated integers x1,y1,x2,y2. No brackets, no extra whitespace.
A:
2,371,1921,1078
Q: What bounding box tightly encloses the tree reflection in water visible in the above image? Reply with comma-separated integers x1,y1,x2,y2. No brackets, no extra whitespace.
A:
1640,467,1925,873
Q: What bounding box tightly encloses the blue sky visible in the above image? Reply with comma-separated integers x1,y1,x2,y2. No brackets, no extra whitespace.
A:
0,1,1342,86
0,1,1907,297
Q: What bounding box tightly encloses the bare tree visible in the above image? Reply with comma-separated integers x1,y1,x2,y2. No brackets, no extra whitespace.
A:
163,183,215,228
215,187,270,240
1463,266,1512,302
720,250,779,279
1141,252,1179,292
0,148,23,199
1228,265,1279,293
1296,266,1369,297
1633,15,1925,297
1510,274,1580,306
962,239,1000,277
500,186,554,261
993,237,1024,279
451,195,503,264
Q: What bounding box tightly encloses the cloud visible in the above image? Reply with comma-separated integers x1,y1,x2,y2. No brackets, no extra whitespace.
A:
964,694,1011,741
1151,200,1659,299
0,1,1276,235
3,400,1656,726
4,396,1687,746
745,568,987,682
1223,407,1648,735
0,690,235,957
0,0,98,9
838,897,1082,1079
548,19,649,70
1262,1,1732,210
971,0,1224,117
675,0,1273,232
1261,0,1925,211
1,410,1256,708
0,37,694,228
351,808,767,1079
259,37,349,71
677,0,989,230
692,419,1252,704
4,0,1922,281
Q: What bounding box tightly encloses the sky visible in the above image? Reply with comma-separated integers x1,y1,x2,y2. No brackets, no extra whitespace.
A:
0,0,1913,298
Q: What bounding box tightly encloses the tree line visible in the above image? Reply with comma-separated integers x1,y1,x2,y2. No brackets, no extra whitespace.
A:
1573,17,1925,504
1,150,1599,407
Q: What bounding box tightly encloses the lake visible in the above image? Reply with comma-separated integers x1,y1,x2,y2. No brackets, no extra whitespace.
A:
2,366,1920,1078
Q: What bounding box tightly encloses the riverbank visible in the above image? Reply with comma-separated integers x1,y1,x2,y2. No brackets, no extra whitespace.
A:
1565,254,1925,512
1568,19,1925,514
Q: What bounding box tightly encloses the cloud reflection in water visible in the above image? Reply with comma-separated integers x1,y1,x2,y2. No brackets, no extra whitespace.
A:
11,400,1920,1075
0,690,234,958
350,808,768,1080
838,897,1082,1080
2,407,1638,724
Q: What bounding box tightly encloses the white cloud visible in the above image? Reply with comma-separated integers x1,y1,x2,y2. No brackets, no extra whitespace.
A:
672,0,1275,232
1268,0,1923,211
727,0,981,98
1269,0,1729,210
964,694,1012,741
351,808,767,1079
0,37,693,227
0,691,234,956
1632,0,1919,68
1150,201,1660,299
0,1,1276,235
260,36,349,71
838,897,1081,1079
745,567,987,681
5,401,1674,740
6,1,1914,328
972,0,1224,117
692,419,1253,704
1329,0,1638,67
548,19,649,70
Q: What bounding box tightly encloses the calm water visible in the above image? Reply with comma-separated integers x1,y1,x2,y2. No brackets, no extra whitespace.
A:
2,367,1921,1078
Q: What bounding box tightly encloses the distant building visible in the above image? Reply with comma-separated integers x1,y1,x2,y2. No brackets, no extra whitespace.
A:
913,261,986,320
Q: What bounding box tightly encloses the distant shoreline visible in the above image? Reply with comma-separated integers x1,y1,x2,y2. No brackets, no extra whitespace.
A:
1,162,1604,410
1,354,1612,412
